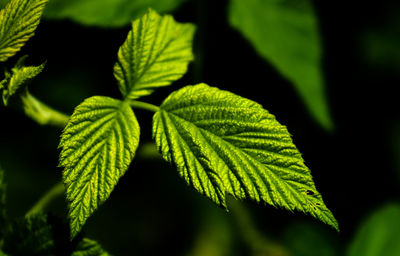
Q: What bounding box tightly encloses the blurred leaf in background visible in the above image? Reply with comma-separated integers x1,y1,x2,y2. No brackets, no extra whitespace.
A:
361,1,400,73
229,0,333,130
347,203,400,256
0,0,187,27
282,220,340,256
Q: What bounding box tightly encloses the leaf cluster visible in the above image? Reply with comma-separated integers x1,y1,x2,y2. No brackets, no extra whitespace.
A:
57,9,338,239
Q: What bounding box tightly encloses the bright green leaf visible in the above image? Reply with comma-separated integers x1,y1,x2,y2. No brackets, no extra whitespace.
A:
0,0,48,62
0,55,45,106
347,203,400,256
59,96,140,238
2,214,54,256
114,8,195,100
229,0,333,130
72,238,111,256
153,83,338,230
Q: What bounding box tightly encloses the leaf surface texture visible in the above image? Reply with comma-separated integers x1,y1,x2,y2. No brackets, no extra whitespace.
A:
114,9,195,100
229,0,332,130
153,83,338,230
59,96,140,238
0,0,48,62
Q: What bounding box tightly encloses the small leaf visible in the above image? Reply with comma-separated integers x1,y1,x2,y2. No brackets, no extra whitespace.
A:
0,0,48,62
153,83,338,230
229,0,333,130
72,238,111,256
347,203,400,256
59,96,140,238
2,214,54,256
114,8,195,100
0,56,45,105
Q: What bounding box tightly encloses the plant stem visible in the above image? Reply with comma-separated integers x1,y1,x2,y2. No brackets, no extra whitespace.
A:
20,91,69,128
228,197,290,256
25,182,64,217
130,100,160,112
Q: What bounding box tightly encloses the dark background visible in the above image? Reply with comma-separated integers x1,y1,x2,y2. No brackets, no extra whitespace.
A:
0,0,399,255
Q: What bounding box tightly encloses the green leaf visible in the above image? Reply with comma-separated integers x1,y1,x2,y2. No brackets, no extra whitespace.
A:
40,0,187,27
228,0,333,130
347,203,400,256
2,214,54,256
72,238,111,256
0,0,48,62
153,83,338,230
59,96,140,238
114,8,195,100
0,55,45,106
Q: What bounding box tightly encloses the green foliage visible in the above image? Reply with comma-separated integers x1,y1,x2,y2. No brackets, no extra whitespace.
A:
228,0,332,130
0,56,45,106
59,96,140,238
72,238,111,256
347,203,400,256
0,0,48,62
41,0,187,27
152,83,338,230
2,214,54,256
114,8,195,100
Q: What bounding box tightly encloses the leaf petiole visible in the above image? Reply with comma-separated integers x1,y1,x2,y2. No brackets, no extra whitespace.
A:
25,182,64,217
129,100,160,113
20,91,70,128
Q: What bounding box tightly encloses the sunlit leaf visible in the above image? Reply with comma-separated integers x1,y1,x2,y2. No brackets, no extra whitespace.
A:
59,96,140,238
229,0,333,130
0,0,48,62
114,8,195,100
347,203,400,256
153,83,338,230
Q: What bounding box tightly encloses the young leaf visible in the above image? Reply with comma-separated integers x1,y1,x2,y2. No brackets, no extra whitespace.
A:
0,56,45,106
59,96,140,238
2,214,54,256
72,238,111,256
152,83,338,230
0,0,48,62
114,8,195,100
229,0,333,130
